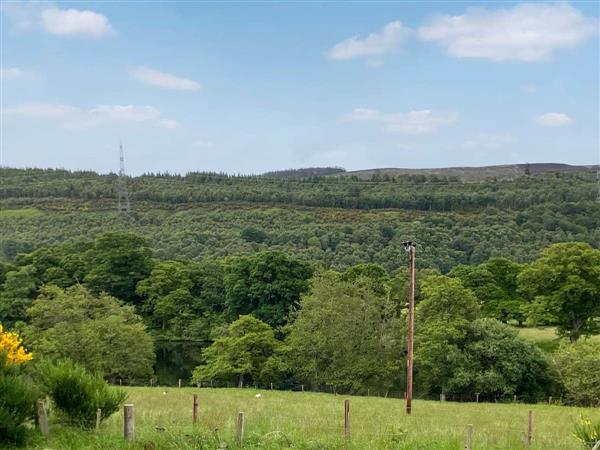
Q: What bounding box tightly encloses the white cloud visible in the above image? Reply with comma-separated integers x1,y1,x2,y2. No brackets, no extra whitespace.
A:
346,108,459,134
535,112,572,127
0,67,31,81
328,21,410,61
418,2,598,62
130,67,201,91
3,103,78,119
90,105,160,122
4,102,176,130
159,119,181,130
41,7,113,38
2,3,113,38
463,133,513,150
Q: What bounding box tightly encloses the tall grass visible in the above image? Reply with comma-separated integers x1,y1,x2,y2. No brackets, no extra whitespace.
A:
23,387,595,449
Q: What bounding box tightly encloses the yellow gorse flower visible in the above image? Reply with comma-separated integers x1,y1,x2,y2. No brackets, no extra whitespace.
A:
0,323,32,365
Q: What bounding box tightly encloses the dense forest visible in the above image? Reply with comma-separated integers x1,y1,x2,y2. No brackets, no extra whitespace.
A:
1,167,598,273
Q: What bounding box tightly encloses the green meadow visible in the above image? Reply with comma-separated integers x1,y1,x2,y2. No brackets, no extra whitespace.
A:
24,387,595,450
518,327,600,353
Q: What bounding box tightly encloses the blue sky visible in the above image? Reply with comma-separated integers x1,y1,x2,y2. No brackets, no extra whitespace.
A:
1,1,598,175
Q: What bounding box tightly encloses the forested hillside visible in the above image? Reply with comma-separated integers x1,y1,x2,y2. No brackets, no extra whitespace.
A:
1,167,598,272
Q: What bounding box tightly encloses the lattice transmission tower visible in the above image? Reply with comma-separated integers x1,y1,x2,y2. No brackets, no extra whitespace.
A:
596,144,600,203
597,161,600,203
117,142,131,214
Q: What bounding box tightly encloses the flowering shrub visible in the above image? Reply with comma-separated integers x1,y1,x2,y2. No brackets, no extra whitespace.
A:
0,324,36,446
0,323,32,365
574,416,600,449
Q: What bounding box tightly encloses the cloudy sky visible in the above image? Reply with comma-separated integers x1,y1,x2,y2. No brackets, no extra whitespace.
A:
1,1,598,175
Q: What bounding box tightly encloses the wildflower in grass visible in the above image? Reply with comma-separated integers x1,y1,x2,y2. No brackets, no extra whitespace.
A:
573,415,600,448
0,323,32,365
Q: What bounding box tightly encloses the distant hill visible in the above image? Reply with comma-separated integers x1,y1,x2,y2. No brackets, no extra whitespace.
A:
338,163,596,182
1,165,598,271
262,167,345,178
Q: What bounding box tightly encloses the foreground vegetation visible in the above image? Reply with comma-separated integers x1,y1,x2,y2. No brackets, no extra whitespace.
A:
23,387,600,450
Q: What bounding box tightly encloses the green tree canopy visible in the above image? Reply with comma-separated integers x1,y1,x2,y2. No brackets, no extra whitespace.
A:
84,233,154,304
0,265,39,327
223,251,313,327
449,257,525,324
24,285,155,380
518,242,600,342
415,276,552,401
550,341,600,406
191,315,281,387
286,272,403,393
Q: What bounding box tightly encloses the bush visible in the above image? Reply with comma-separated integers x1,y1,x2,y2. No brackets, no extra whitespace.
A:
39,360,127,428
0,367,37,446
551,342,600,406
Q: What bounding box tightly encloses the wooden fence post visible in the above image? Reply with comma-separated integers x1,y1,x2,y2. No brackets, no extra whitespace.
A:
36,399,49,438
548,396,552,404
119,378,122,386
513,394,517,402
270,382,273,390
527,410,533,446
475,393,479,403
124,404,135,441
464,424,473,450
236,412,245,445
192,394,199,424
301,384,304,392
95,408,102,431
178,379,182,389
150,378,153,387
591,440,600,450
440,393,445,402
344,400,350,439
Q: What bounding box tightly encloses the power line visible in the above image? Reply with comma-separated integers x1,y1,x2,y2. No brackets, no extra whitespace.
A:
597,146,600,203
117,141,131,214
403,240,416,415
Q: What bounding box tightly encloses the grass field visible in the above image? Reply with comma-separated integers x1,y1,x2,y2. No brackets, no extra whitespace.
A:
24,387,596,450
517,327,600,353
0,208,42,218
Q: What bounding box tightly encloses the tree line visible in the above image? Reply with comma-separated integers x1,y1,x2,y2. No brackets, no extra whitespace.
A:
1,167,597,212
1,233,598,405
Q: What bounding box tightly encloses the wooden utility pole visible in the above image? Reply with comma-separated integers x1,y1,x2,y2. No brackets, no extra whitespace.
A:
404,241,416,415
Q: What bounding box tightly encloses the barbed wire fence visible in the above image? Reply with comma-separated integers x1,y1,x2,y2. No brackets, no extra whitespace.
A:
109,377,561,406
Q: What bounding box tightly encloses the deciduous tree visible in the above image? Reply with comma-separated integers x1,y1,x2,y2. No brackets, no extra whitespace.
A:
518,242,600,342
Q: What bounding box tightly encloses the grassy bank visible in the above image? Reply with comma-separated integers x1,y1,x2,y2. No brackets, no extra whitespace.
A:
518,327,600,353
24,387,595,449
